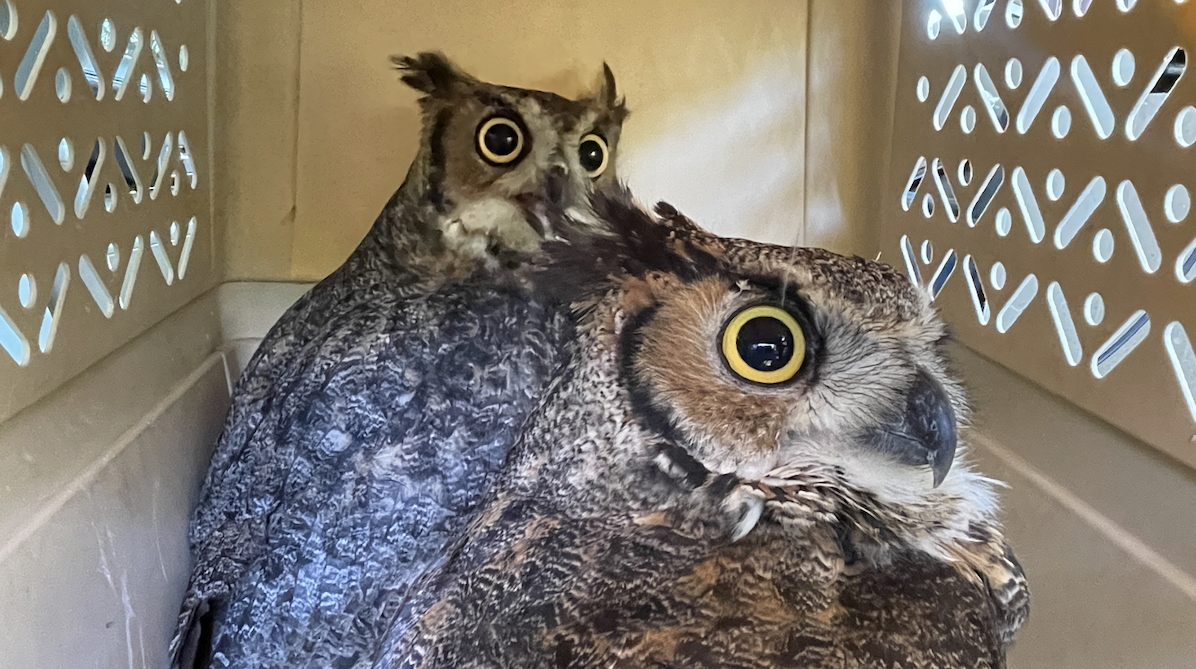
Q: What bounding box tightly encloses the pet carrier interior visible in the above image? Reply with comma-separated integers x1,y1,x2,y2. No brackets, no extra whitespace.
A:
1,1,1194,667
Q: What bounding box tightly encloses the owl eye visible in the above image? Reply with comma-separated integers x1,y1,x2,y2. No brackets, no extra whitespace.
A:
477,116,527,166
578,133,609,178
719,305,806,385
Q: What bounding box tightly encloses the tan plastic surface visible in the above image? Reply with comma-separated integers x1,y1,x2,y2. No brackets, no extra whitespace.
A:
0,0,213,423
2,2,1194,666
882,0,1196,469
218,0,811,282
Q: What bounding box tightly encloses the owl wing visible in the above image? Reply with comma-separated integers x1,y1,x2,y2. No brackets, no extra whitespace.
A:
377,500,1010,669
169,261,572,668
168,259,368,669
168,255,408,669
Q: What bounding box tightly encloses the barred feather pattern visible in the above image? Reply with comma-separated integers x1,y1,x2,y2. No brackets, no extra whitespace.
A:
166,194,575,669
370,186,1028,669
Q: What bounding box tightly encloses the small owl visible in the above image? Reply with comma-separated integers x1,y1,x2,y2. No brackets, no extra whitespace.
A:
168,52,627,669
373,184,1029,669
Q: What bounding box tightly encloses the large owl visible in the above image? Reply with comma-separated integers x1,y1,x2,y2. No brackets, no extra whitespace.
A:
167,52,628,669
373,184,1030,669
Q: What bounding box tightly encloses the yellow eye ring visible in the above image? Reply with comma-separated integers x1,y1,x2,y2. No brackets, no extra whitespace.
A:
578,133,609,178
720,305,806,385
476,116,526,165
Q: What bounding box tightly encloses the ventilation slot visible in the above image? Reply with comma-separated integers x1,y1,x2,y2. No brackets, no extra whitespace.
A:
928,249,958,300
177,131,198,189
1092,310,1151,379
973,64,1009,131
75,140,105,218
943,1,966,33
1053,176,1106,250
1167,185,1192,223
996,274,1039,333
934,65,967,131
1007,0,1024,27
932,158,960,222
1114,181,1162,273
149,231,174,284
178,217,197,280
901,156,927,211
967,164,1004,227
38,263,70,354
1163,323,1196,423
20,144,65,224
1037,0,1062,20
105,243,120,272
112,27,143,101
1017,57,1060,134
1071,55,1114,139
0,1,16,41
150,132,173,199
15,11,56,100
974,0,997,31
120,236,144,310
1126,47,1186,141
1046,282,1082,366
113,136,143,203
0,146,9,203
148,29,174,100
0,303,30,366
1178,236,1196,284
66,15,103,99
1084,293,1105,326
900,235,922,288
963,255,991,325
79,254,115,318
1012,167,1046,243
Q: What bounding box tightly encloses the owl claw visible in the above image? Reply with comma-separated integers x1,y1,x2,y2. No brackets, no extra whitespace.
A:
651,447,765,542
726,489,765,542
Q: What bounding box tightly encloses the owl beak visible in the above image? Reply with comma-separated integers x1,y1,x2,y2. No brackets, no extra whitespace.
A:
868,368,958,487
514,164,572,240
513,193,560,240
908,369,958,487
545,163,568,205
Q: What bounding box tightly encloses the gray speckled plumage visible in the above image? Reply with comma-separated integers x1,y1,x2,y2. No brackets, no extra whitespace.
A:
372,185,1029,669
168,52,627,669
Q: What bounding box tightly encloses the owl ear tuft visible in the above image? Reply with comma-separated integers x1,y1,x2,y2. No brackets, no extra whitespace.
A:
596,62,629,122
392,51,471,97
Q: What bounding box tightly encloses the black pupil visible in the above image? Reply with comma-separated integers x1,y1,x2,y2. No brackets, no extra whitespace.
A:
484,122,520,157
736,316,794,373
579,139,605,172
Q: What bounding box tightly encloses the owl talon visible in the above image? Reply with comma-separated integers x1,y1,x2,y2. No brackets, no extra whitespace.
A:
726,487,765,542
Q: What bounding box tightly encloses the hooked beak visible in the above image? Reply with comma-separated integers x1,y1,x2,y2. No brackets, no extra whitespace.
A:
514,164,570,240
866,367,958,487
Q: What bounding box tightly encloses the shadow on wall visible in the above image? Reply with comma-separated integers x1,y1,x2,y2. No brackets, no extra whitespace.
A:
275,0,814,281
221,0,903,282
295,48,808,272
618,54,807,247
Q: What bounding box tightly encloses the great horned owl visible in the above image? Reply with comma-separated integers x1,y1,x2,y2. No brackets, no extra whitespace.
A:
374,185,1029,669
167,52,628,669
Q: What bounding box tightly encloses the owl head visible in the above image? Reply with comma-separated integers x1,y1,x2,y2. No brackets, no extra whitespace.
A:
525,183,1008,562
392,52,628,260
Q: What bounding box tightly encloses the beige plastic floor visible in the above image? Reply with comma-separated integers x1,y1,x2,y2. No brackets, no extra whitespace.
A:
952,347,1196,668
